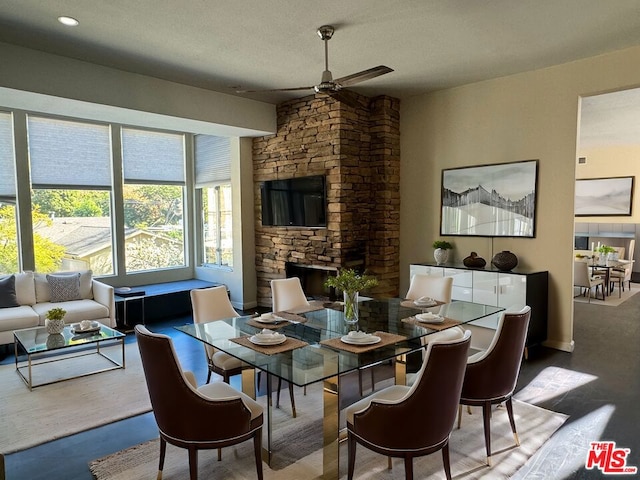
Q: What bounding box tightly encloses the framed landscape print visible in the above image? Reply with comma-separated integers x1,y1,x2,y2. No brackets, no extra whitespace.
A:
575,176,634,216
440,159,538,237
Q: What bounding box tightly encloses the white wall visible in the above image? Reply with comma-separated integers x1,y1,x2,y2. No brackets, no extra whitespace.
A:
0,42,275,137
400,45,640,353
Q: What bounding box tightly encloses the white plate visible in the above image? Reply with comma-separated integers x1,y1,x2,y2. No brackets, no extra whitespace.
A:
255,313,284,324
249,335,287,346
340,335,381,345
415,313,444,324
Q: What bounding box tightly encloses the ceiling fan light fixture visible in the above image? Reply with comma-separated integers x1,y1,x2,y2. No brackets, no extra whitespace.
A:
57,16,79,27
314,82,337,94
317,25,334,40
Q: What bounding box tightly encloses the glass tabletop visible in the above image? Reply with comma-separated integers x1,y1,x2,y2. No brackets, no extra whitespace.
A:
175,299,504,388
13,323,125,354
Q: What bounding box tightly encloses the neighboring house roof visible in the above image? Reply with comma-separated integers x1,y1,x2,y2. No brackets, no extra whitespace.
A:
32,217,177,258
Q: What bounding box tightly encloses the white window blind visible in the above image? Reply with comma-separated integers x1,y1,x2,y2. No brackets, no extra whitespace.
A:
195,135,231,187
122,128,185,185
0,112,16,201
27,116,112,189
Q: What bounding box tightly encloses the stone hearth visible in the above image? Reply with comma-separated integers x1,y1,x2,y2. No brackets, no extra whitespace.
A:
285,263,338,301
254,91,400,307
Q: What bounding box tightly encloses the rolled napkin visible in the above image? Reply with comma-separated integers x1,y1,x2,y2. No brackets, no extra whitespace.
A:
414,296,437,306
415,312,444,323
258,312,283,322
254,328,285,342
346,330,372,342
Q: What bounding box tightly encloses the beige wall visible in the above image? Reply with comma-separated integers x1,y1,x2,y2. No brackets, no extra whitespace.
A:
576,145,640,224
400,45,640,353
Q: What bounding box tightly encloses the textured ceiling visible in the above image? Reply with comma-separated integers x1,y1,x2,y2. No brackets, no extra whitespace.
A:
1,0,640,145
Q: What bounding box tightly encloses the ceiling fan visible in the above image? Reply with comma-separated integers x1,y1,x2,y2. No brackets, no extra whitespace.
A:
237,25,393,107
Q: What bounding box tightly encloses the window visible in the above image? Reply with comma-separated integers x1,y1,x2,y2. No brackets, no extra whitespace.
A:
202,185,233,267
3,107,234,280
122,128,186,272
27,116,113,274
0,202,18,274
0,112,18,274
195,135,232,268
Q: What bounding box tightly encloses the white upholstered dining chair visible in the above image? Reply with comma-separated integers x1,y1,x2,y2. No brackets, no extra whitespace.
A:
190,286,246,384
404,275,460,386
270,277,311,312
405,274,453,304
610,239,635,293
269,277,308,415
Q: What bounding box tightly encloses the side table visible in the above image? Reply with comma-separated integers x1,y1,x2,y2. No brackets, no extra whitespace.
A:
114,287,146,330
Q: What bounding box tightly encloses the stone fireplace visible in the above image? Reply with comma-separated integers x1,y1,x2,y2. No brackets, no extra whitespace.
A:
254,91,400,307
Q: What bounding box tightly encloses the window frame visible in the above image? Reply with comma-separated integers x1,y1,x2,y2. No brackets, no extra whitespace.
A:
199,182,233,270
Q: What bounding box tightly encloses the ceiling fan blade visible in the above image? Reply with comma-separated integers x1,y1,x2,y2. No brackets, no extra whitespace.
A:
327,90,362,109
236,86,314,93
333,65,394,88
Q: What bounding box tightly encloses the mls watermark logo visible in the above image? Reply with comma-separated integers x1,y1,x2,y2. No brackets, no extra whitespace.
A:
586,441,638,474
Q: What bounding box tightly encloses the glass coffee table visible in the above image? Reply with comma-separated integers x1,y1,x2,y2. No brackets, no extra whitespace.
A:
13,323,126,390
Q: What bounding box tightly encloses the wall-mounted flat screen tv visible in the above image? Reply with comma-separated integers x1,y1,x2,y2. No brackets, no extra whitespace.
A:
261,175,327,227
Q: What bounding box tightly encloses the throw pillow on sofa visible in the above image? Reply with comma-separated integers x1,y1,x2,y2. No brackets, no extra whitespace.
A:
0,275,20,308
35,270,93,302
47,273,82,303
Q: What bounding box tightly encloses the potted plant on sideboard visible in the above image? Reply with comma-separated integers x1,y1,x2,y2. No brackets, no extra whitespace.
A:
432,240,453,265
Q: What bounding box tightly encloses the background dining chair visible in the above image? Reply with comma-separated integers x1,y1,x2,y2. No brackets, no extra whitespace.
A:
457,306,531,467
405,274,453,303
610,259,634,293
573,260,605,302
345,330,471,480
610,239,635,293
135,325,264,480
190,286,246,384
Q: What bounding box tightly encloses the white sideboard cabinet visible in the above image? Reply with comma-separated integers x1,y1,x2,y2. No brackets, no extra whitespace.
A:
409,263,548,355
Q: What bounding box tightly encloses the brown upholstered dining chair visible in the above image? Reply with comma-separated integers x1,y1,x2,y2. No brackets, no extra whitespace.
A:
345,330,472,480
135,325,264,480
457,306,531,466
190,286,246,384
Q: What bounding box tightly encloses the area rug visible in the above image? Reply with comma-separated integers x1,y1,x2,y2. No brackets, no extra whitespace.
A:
0,341,151,454
89,391,567,480
573,284,639,306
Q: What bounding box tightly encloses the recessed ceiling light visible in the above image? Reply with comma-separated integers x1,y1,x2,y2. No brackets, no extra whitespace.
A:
57,16,79,27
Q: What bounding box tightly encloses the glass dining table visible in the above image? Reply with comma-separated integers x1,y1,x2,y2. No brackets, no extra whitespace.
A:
175,298,504,479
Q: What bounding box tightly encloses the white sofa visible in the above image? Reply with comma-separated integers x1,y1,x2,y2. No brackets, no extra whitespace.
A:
0,270,115,346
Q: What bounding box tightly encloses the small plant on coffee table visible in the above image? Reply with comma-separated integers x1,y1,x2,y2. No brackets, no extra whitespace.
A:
46,307,66,321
